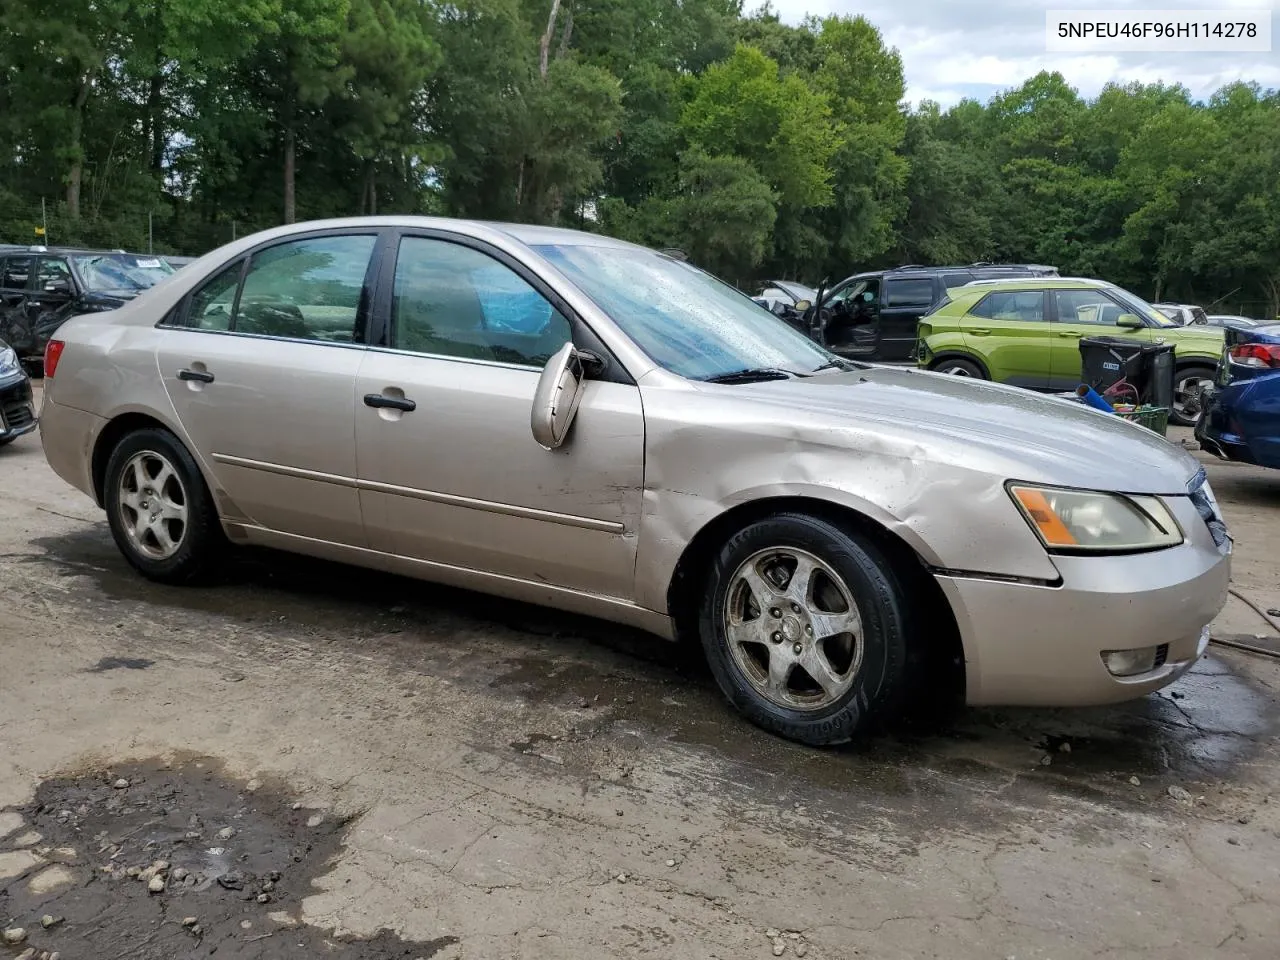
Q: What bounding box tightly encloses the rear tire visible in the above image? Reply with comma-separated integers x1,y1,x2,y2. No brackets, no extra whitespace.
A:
104,427,224,585
698,512,911,746
1170,365,1215,427
932,358,985,378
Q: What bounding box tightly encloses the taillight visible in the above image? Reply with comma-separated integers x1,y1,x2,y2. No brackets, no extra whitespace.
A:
1229,343,1280,369
44,339,66,378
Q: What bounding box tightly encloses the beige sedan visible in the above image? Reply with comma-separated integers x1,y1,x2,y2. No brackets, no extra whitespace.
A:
39,218,1231,744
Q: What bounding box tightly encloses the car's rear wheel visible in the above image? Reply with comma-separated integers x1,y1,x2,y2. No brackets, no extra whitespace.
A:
104,427,223,584
1171,366,1215,427
932,358,985,378
698,513,911,745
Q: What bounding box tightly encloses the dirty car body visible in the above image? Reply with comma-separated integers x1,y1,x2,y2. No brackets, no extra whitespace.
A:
39,217,1231,744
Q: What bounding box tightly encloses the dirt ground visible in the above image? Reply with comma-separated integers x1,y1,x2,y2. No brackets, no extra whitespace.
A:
2,399,1280,960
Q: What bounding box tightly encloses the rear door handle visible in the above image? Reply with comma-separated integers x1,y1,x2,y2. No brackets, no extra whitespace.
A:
1057,332,1082,339
364,393,416,412
178,368,215,383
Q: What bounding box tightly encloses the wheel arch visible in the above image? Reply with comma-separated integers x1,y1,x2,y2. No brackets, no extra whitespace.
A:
664,495,966,696
927,351,992,379
91,411,180,507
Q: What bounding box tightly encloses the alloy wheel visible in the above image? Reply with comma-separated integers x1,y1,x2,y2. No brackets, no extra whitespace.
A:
723,547,864,711
118,450,189,560
1173,374,1208,424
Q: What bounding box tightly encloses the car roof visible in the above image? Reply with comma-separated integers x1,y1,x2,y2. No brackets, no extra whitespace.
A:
958,277,1116,292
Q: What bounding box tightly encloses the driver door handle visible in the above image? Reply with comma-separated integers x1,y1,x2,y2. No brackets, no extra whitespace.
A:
364,393,416,412
968,327,990,336
178,368,215,383
1057,331,1082,339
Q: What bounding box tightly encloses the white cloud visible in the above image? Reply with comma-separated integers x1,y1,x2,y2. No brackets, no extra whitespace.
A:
758,0,1280,105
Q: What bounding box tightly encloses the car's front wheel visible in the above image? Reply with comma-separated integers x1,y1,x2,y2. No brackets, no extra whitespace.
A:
104,427,224,584
932,358,985,378
699,513,911,745
1171,366,1215,427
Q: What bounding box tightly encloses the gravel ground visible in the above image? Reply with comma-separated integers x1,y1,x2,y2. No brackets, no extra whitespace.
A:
2,407,1279,960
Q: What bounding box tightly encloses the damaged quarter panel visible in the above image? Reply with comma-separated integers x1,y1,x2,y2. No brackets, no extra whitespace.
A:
632,363,1205,615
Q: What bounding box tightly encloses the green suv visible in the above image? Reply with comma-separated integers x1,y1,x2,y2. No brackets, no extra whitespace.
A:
916,278,1225,426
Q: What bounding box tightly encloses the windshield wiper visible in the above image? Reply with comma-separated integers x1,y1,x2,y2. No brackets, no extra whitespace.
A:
811,359,852,373
701,367,798,384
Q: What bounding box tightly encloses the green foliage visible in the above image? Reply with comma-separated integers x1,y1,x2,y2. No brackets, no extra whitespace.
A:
0,3,1275,316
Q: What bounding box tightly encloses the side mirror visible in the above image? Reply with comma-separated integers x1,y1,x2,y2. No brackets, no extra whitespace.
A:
44,278,72,295
531,342,586,450
1116,314,1144,329
793,299,812,313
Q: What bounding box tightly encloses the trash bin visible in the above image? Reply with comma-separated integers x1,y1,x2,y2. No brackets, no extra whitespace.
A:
1079,337,1175,407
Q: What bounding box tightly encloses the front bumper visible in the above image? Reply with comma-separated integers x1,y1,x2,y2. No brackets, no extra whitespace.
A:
0,373,37,440
938,495,1230,707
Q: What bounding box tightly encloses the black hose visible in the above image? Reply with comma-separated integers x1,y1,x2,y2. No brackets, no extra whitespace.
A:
1207,589,1280,659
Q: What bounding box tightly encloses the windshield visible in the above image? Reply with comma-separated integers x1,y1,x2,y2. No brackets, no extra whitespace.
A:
72,254,175,294
534,243,837,380
1109,286,1179,328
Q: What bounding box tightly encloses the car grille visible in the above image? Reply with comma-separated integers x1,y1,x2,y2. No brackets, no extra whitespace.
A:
1187,468,1230,550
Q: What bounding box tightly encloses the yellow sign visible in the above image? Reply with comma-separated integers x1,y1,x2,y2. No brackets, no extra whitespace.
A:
34,226,45,236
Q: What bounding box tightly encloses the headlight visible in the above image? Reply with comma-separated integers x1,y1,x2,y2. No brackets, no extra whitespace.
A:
1009,484,1183,552
0,347,19,377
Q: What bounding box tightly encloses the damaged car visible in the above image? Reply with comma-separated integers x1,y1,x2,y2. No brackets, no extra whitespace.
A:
39,218,1230,744
0,247,175,373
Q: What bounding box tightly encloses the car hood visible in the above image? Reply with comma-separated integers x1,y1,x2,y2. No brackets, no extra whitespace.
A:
712,366,1202,495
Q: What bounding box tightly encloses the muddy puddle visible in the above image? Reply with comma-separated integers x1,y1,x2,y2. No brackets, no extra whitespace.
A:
0,760,455,959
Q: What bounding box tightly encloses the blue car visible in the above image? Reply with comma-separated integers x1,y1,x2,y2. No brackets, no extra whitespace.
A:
1196,322,1280,469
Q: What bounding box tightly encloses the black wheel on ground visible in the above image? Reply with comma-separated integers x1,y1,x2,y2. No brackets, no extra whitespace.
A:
698,512,912,746
932,358,985,378
1170,365,1215,427
104,427,224,584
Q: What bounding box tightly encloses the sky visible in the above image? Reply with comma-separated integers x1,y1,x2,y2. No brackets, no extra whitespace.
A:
764,0,1280,106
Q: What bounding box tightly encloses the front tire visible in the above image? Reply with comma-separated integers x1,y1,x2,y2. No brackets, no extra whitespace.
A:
698,513,911,746
104,427,224,584
1171,366,1215,427
932,358,985,378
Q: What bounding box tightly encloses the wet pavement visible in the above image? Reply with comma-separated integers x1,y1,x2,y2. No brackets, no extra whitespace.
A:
2,421,1280,959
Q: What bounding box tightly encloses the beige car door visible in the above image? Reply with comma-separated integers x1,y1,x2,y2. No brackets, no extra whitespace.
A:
157,230,382,545
354,232,645,599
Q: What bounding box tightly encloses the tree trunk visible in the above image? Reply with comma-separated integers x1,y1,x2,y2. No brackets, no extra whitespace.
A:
66,163,83,220
539,0,561,79
363,162,377,215
147,68,165,173
65,71,96,219
557,5,574,59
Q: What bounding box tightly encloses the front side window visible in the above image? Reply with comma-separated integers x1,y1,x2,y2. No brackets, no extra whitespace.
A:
884,278,934,308
35,258,74,293
534,242,836,380
1054,289,1127,326
391,237,571,367
970,290,1045,322
234,235,376,342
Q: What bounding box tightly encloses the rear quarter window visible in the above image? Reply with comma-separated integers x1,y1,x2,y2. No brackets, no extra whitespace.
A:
884,277,935,307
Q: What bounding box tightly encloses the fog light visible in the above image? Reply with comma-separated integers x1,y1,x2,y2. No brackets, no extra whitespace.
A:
1102,647,1160,678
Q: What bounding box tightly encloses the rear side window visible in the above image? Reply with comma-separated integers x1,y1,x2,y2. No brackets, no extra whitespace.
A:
1,257,33,289
235,235,376,342
941,272,974,289
184,262,241,331
969,290,1045,322
884,278,935,307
